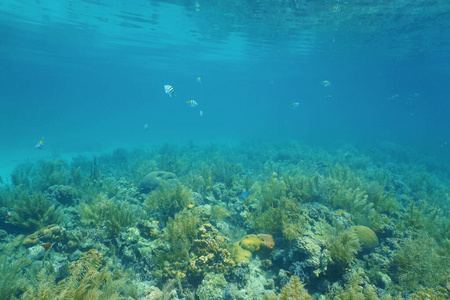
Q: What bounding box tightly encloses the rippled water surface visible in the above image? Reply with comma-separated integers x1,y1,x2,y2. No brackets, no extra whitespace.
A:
2,0,450,67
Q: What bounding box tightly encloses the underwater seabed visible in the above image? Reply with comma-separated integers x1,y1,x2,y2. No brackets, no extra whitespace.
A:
0,140,449,300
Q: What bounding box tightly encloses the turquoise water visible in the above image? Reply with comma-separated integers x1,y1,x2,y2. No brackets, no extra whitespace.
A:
1,1,449,299
2,0,450,156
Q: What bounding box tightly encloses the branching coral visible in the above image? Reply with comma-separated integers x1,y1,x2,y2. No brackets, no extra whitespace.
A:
32,159,71,191
324,268,382,300
326,229,361,271
21,249,131,300
10,192,63,232
324,165,396,230
153,208,202,281
278,276,313,300
78,195,140,238
10,162,33,189
144,184,194,220
251,195,309,240
409,286,450,300
163,209,202,260
0,237,30,299
209,157,243,188
188,224,234,281
155,211,234,286
394,233,449,292
156,143,187,175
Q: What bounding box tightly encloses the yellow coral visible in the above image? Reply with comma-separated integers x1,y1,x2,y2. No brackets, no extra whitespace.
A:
239,234,265,252
22,232,39,247
231,242,252,263
232,234,276,263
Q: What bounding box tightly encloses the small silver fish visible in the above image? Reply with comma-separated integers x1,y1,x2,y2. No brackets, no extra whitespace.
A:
187,100,198,107
35,137,44,149
320,80,331,87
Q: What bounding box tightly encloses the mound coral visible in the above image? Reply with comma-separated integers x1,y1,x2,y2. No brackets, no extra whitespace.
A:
239,234,265,252
348,225,379,252
231,242,252,263
257,234,276,249
232,234,275,263
239,234,275,251
22,225,66,248
47,185,79,205
140,171,179,193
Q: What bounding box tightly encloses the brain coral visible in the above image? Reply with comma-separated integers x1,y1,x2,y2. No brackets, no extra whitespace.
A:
348,225,379,251
140,171,179,193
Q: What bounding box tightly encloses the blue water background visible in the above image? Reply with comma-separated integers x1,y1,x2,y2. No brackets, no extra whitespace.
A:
1,0,450,178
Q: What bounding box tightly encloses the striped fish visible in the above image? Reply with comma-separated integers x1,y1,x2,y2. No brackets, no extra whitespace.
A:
164,85,175,97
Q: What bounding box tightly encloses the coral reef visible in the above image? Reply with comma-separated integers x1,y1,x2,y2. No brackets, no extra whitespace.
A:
325,268,382,300
0,141,449,299
187,223,234,280
156,214,234,286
